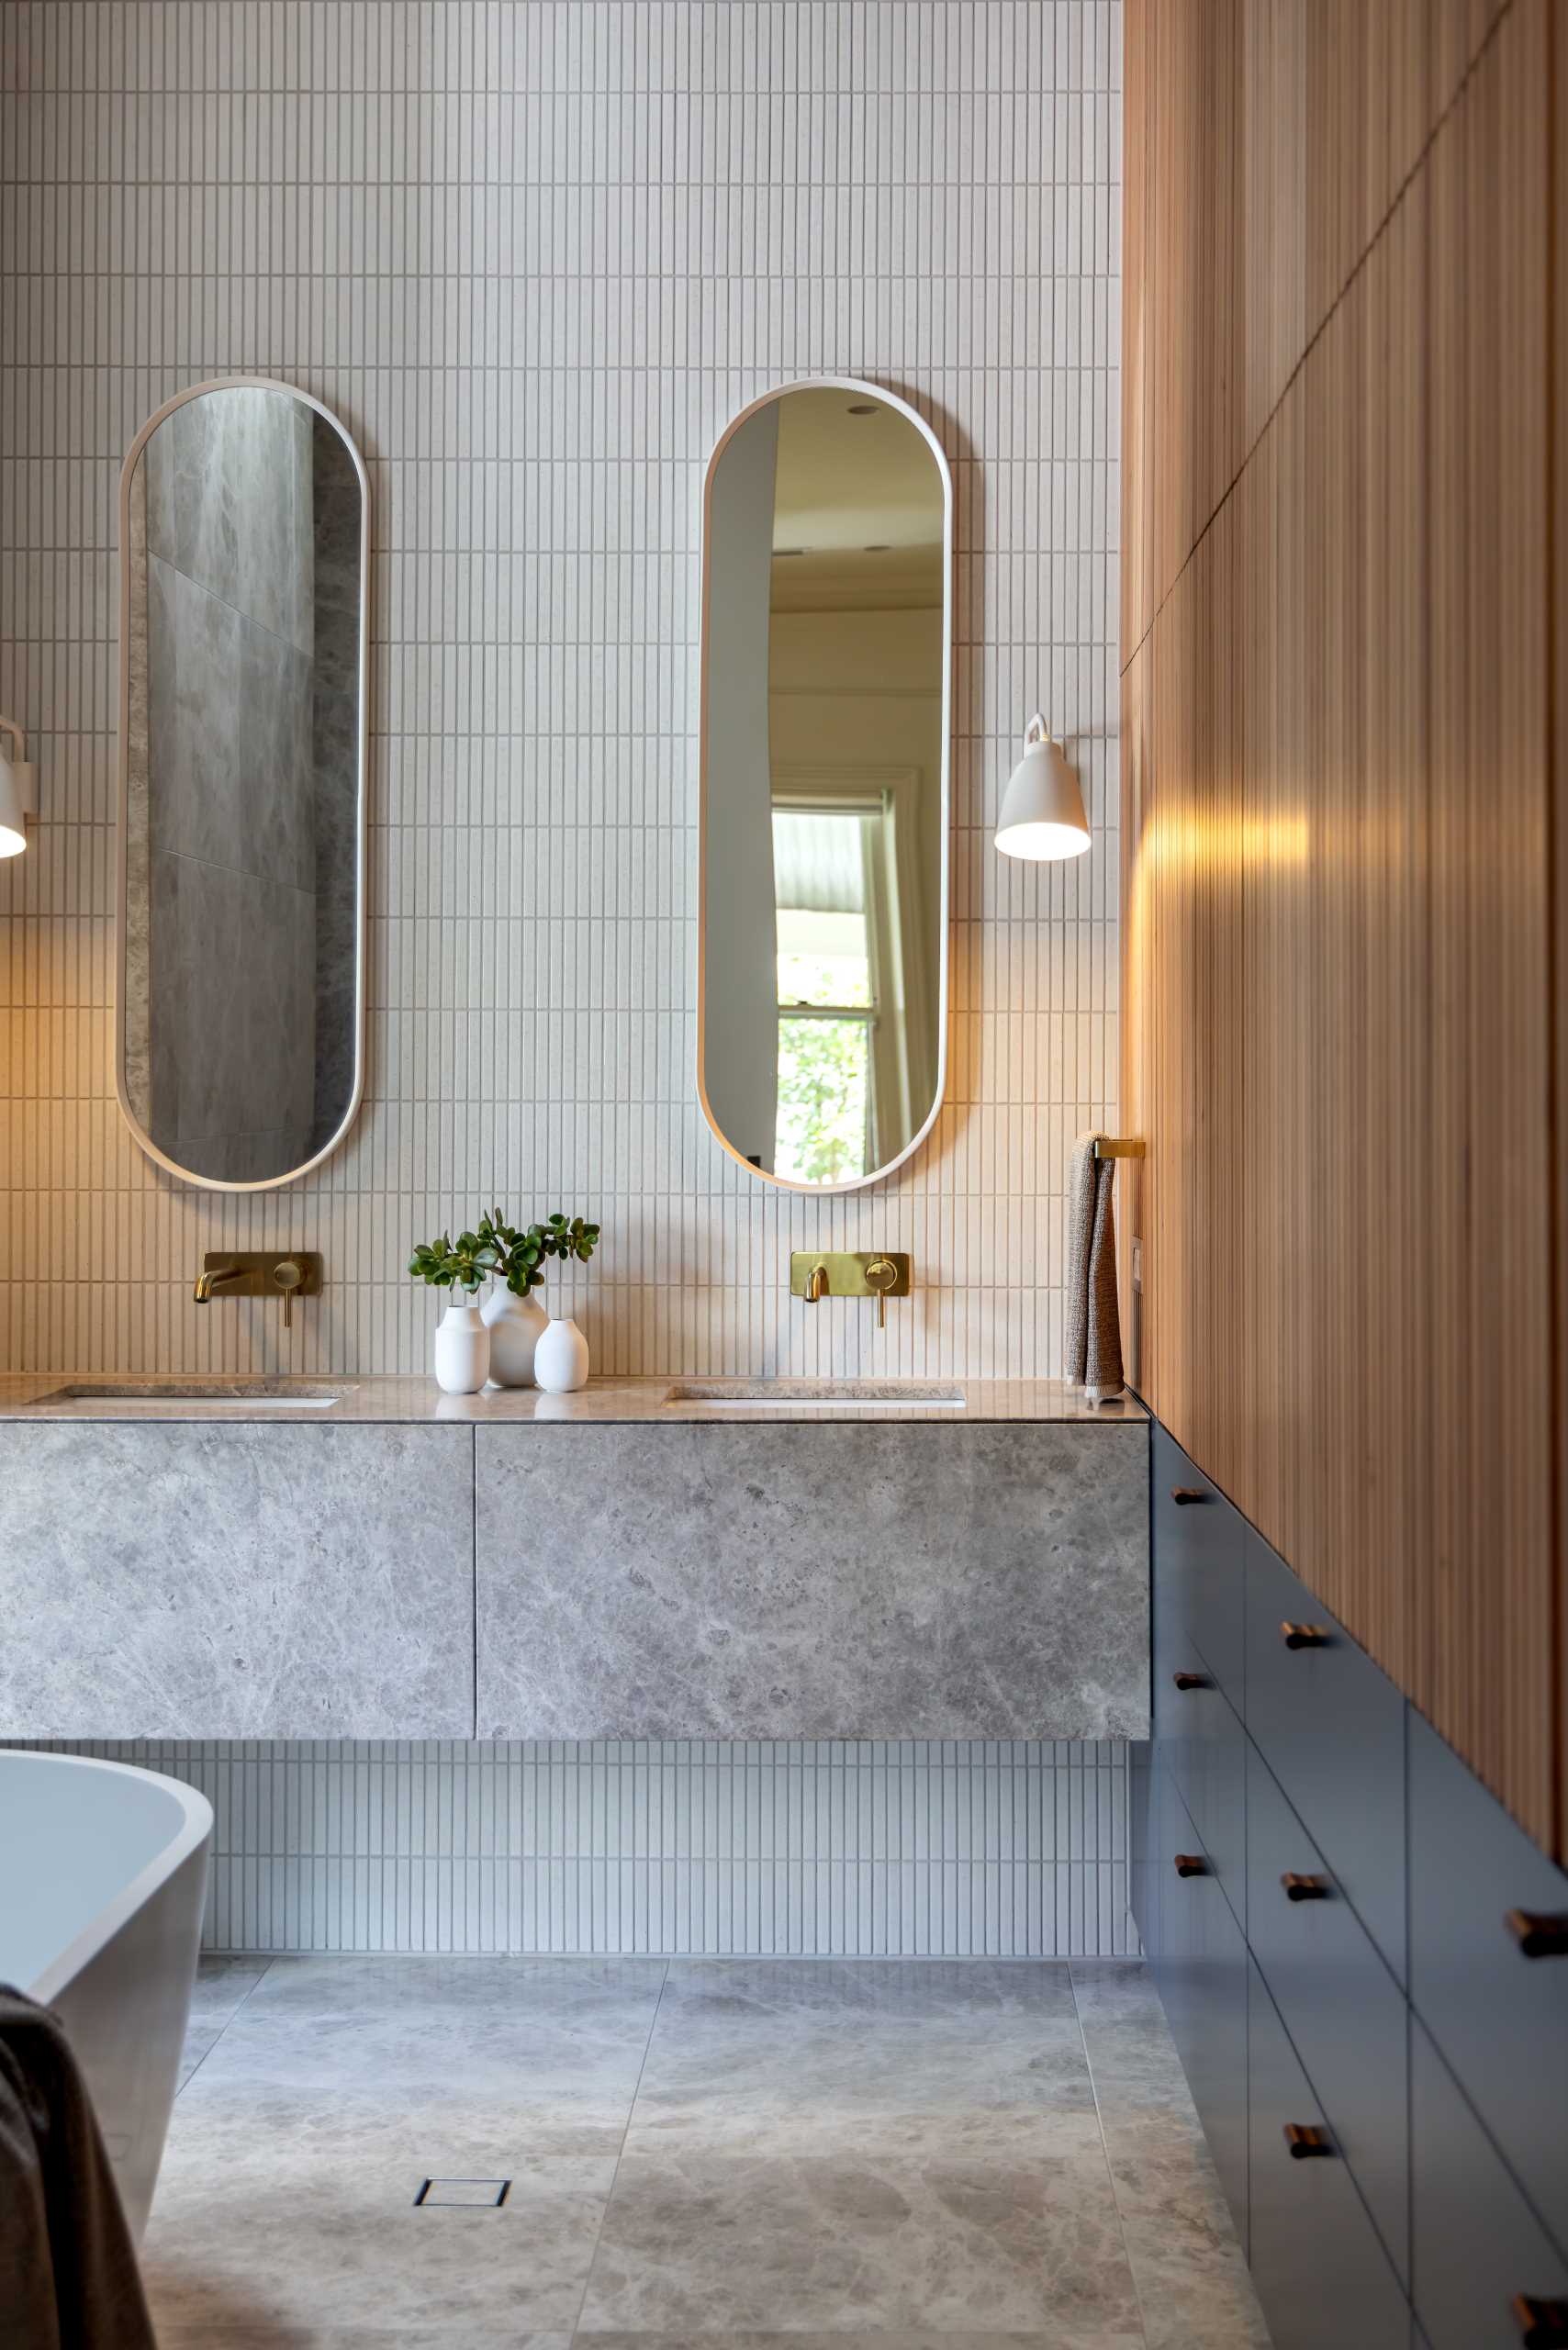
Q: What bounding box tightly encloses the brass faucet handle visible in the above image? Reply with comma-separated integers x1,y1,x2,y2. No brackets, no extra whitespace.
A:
274,1258,304,1331
865,1257,899,1329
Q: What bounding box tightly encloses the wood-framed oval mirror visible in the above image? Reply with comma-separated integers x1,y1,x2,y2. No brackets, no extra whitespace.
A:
699,378,952,1192
116,377,369,1191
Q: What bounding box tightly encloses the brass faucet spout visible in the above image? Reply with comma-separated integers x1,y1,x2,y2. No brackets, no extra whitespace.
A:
193,1265,244,1304
805,1264,829,1303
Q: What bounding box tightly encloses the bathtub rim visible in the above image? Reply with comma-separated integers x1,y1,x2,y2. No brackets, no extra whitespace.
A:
1,1748,214,2007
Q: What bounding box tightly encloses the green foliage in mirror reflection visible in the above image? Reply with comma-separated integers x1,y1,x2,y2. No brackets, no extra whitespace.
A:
775,1018,870,1184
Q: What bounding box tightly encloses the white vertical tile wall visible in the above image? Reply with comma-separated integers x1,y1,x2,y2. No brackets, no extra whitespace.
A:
48,1739,1134,1958
0,0,1121,1382
6,2,1126,1959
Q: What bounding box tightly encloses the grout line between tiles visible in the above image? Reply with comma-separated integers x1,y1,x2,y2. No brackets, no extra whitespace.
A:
568,1955,671,2342
174,1957,276,2099
1068,1961,1153,2350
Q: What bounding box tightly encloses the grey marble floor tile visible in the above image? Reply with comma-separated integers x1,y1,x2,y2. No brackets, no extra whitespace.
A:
1070,1959,1197,2112
576,2335,1143,2349
142,2099,615,2343
241,1953,667,2021
577,2145,1143,2340
657,1956,1083,2029
1093,2105,1271,2350
633,1957,1094,2153
189,1954,275,2023
193,1954,666,2152
627,2017,1098,2154
179,1956,275,2088
155,2332,571,2349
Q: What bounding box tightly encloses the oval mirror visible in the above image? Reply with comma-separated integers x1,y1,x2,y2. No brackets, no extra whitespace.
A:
117,379,369,1190
699,380,951,1191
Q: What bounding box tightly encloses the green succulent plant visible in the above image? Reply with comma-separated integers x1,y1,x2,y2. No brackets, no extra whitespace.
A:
409,1210,601,1297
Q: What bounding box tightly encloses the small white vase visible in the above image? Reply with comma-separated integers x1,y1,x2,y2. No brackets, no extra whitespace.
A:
433,1301,490,1395
534,1315,589,1395
482,1287,548,1386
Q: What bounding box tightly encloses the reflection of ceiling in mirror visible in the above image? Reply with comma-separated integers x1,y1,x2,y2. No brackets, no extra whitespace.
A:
769,390,944,613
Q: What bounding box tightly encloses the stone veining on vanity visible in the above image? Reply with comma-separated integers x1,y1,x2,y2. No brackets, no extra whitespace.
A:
0,1382,1150,1744
477,1421,1149,1741
0,1423,473,1740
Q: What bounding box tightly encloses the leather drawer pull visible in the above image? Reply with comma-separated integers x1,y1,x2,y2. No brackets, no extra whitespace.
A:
1171,1670,1211,1692
1506,1910,1568,1959
1282,1873,1329,1902
1170,1488,1208,1505
1281,1621,1330,1650
1172,1853,1207,1878
1513,2297,1568,2345
1283,2123,1334,2159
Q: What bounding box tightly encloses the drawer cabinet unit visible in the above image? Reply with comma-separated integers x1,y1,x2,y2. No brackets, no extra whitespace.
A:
1154,1762,1250,2251
1146,1415,1568,2350
1408,1710,1568,2257
1410,2020,1568,2349
1247,1959,1409,2350
1153,1426,1245,1703
1245,1742,1409,2281
1244,1527,1407,1981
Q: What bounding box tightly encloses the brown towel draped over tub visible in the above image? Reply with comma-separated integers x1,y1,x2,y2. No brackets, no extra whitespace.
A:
1065,1132,1125,1403
0,1988,157,2350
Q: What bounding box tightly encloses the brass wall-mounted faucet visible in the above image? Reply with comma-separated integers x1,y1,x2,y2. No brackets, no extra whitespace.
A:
192,1263,246,1304
193,1251,323,1329
790,1251,913,1329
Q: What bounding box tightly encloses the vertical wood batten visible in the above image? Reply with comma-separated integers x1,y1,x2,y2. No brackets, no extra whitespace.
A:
1123,0,1562,1852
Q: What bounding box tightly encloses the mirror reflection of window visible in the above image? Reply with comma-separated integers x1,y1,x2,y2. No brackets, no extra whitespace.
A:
700,383,949,1189
773,806,878,1184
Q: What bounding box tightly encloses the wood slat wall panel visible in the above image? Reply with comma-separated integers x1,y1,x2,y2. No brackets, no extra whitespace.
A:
1553,0,1568,1851
1135,0,1495,655
1123,0,1560,1851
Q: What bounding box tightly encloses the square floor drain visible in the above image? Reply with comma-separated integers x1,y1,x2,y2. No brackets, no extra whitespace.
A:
415,2177,510,2208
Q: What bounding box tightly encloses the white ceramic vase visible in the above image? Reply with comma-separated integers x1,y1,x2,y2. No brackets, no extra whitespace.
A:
481,1287,548,1386
534,1315,589,1395
433,1301,490,1395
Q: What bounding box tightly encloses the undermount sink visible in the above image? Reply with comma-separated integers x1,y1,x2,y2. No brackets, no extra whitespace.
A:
29,1382,356,1410
663,1380,966,1411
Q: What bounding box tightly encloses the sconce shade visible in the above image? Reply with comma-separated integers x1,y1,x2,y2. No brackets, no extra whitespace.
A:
994,715,1090,861
0,722,36,858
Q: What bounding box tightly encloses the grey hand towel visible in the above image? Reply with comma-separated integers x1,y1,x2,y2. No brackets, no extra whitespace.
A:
0,1986,158,2350
1065,1132,1124,1403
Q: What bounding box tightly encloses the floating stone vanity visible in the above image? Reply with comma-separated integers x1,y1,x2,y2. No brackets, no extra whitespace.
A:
0,1379,1150,1743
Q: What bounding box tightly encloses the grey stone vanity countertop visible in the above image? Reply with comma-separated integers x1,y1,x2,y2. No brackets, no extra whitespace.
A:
0,1373,1148,1425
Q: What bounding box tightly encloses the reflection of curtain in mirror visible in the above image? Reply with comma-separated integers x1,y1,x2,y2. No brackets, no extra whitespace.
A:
703,403,780,1168
771,800,895,1181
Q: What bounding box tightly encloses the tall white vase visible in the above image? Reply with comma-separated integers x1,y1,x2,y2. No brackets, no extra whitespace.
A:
482,1287,548,1386
433,1301,490,1395
534,1316,589,1395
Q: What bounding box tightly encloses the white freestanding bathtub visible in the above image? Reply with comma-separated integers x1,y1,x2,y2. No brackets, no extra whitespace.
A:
0,1750,212,2242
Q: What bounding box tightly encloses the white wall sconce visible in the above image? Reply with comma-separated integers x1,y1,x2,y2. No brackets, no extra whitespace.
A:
0,719,38,857
994,713,1090,861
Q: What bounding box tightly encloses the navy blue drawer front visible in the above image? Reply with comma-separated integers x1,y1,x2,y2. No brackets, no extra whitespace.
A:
1410,2020,1568,2349
1153,1426,1245,1704
1244,1527,1407,1982
1248,1958,1409,2349
1246,1741,1409,2281
1157,1762,1249,2252
1157,1642,1247,1930
1129,1740,1156,1958
1408,1709,1568,2258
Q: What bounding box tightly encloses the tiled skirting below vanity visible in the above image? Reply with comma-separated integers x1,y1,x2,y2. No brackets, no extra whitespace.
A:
35,1738,1135,1961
